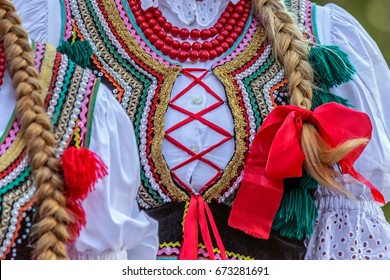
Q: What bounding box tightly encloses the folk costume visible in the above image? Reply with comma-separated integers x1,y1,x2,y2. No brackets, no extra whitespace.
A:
7,0,390,259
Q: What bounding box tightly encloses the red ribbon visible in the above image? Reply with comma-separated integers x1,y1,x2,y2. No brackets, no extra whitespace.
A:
179,195,227,260
228,102,385,239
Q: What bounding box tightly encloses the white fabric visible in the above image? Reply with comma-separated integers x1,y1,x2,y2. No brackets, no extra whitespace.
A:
0,71,15,136
141,0,238,26
304,4,390,260
12,0,62,46
10,0,390,260
69,84,159,259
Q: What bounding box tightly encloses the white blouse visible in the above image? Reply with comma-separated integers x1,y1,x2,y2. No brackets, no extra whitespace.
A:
10,0,390,260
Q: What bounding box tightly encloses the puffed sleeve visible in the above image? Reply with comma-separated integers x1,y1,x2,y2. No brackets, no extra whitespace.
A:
13,0,62,46
315,3,390,202
67,82,159,260
304,4,390,260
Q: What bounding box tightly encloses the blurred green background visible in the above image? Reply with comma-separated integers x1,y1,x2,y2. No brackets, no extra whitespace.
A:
315,0,390,222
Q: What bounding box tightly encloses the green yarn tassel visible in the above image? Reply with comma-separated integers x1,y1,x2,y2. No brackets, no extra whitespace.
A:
272,171,318,240
57,40,93,68
309,45,356,90
311,89,352,109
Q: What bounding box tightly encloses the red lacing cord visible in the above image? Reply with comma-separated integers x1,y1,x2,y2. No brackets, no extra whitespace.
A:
165,68,230,260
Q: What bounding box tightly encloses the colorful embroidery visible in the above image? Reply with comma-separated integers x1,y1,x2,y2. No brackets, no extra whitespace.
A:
60,0,318,258
0,42,99,260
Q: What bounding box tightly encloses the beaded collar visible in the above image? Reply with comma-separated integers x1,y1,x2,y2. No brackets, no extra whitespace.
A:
141,0,239,26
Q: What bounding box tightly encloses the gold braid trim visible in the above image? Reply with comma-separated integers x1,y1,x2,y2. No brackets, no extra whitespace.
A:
150,67,188,201
250,62,282,120
0,138,25,172
0,45,55,173
78,0,144,113
38,44,57,99
203,26,265,202
53,67,83,141
100,0,169,74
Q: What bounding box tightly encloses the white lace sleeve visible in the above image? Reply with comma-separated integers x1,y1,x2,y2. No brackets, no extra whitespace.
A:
13,0,62,45
67,83,159,260
304,4,390,260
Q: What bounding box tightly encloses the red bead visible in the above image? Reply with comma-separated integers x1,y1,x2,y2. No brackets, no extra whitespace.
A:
133,11,141,17
229,32,239,41
216,35,225,43
161,45,171,55
199,50,210,62
144,28,153,38
190,29,201,40
172,40,181,49
209,27,218,37
163,22,173,32
158,30,167,39
226,6,234,13
218,17,227,25
235,27,243,35
214,23,223,32
153,9,162,18
200,29,211,40
221,12,230,18
240,15,249,24
179,28,190,40
154,39,164,50
202,41,212,51
139,22,149,31
209,50,217,60
189,50,199,62
211,39,219,48
226,37,234,47
171,26,180,36
164,36,174,45
232,13,240,20
221,42,229,52
144,12,153,21
178,50,189,62
148,19,157,26
157,17,166,25
225,25,233,32
220,30,229,38
237,21,245,29
181,41,192,51
227,19,236,26
128,1,137,7
192,42,202,51
135,16,145,25
234,5,244,13
169,49,178,59
152,25,161,33
149,34,158,44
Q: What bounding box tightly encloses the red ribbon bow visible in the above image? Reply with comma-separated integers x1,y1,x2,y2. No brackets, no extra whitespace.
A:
228,102,385,239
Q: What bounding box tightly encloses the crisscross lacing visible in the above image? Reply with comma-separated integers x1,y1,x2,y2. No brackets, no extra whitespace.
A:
165,68,233,194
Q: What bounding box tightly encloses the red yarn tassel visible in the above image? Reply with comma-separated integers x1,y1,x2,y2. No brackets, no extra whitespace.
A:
61,147,108,241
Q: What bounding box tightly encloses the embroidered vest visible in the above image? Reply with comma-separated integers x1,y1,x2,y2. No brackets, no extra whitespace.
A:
60,0,319,259
0,42,99,260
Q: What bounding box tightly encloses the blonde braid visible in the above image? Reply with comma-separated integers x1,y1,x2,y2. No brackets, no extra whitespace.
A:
0,0,69,259
254,0,367,195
